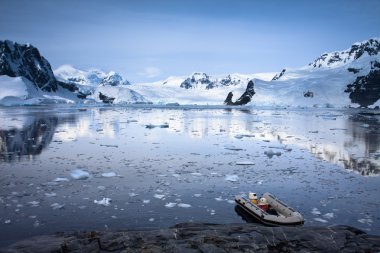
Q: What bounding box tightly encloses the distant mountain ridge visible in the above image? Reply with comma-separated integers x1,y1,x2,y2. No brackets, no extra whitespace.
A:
0,38,379,107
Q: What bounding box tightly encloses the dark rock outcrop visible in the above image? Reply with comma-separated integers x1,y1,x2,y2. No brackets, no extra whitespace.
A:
272,69,286,81
1,223,380,253
0,40,58,92
99,92,115,104
345,61,380,107
224,80,256,105
180,72,216,89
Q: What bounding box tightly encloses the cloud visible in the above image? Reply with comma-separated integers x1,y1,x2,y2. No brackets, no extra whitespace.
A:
138,67,161,78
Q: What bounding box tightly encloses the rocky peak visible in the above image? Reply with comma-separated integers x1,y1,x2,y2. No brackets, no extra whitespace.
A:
272,69,286,81
309,38,380,68
180,72,215,89
100,71,130,86
0,40,57,92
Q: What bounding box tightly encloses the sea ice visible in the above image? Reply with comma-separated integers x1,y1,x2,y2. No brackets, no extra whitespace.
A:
225,174,239,182
45,192,57,197
178,203,191,208
149,218,154,222
194,194,202,197
323,213,334,219
53,177,69,182
51,203,65,210
4,219,11,224
143,199,150,204
313,218,328,223
215,197,223,201
191,172,202,176
236,161,255,165
70,169,90,180
311,208,321,215
154,194,165,199
128,193,138,197
101,172,117,178
165,202,177,208
28,201,40,207
94,198,112,206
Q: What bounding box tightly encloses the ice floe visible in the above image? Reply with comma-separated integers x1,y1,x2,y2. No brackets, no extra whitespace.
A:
178,203,191,208
94,197,112,206
53,177,69,182
165,202,177,208
264,149,282,158
311,208,321,215
236,161,255,165
70,169,90,180
51,203,65,210
153,194,165,199
313,218,328,223
101,172,118,178
225,174,239,182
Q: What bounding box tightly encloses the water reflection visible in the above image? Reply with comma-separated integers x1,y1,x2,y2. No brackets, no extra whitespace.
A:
0,113,77,162
0,107,379,175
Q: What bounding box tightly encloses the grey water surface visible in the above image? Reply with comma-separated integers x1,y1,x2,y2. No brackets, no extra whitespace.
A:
0,105,379,246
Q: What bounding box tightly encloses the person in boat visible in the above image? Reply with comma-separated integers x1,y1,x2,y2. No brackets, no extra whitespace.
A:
258,197,269,211
248,192,258,204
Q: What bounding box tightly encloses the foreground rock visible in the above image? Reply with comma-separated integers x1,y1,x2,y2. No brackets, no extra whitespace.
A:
1,223,380,253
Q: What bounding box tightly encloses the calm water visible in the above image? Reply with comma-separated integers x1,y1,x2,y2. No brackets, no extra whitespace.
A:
0,105,380,246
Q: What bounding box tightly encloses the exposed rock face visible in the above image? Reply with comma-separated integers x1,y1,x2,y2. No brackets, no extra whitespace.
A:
224,80,256,105
0,40,58,92
98,92,115,104
1,223,379,253
272,69,286,81
345,61,380,107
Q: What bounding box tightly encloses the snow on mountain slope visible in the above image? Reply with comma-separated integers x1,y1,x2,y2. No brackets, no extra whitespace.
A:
132,72,274,105
248,38,380,108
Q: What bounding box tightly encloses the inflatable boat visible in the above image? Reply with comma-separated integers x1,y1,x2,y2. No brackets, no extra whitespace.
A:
235,192,304,226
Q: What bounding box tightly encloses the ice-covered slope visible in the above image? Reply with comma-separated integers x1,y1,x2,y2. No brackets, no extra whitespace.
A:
249,38,380,108
132,72,274,105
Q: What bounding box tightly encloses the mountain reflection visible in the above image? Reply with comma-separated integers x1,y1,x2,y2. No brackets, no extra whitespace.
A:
0,113,77,162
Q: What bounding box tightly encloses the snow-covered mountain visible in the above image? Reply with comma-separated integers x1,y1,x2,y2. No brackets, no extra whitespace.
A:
0,41,147,105
248,38,380,108
0,40,58,92
132,72,274,105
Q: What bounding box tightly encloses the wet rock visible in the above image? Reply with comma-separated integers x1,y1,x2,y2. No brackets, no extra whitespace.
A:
1,223,380,253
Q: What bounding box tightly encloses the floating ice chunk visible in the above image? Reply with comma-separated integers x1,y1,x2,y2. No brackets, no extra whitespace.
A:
264,150,282,158
101,172,117,178
143,199,150,204
165,202,177,208
178,203,191,208
172,174,181,178
225,174,239,182
313,218,328,223
53,177,69,182
227,200,235,204
323,213,334,219
358,218,373,224
236,161,255,165
45,192,57,197
191,172,202,176
154,194,165,199
311,208,321,215
51,203,64,210
194,194,202,197
28,201,40,207
94,198,112,206
4,219,11,224
129,193,138,197
149,218,154,222
70,169,90,180
97,186,106,190
210,209,215,215
111,216,117,219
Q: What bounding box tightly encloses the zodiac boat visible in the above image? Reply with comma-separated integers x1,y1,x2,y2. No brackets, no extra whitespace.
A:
235,192,304,226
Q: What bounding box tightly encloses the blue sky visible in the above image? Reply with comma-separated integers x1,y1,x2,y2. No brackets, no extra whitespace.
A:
1,0,379,83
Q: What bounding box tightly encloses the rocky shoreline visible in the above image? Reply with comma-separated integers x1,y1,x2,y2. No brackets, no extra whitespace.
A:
1,223,380,253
